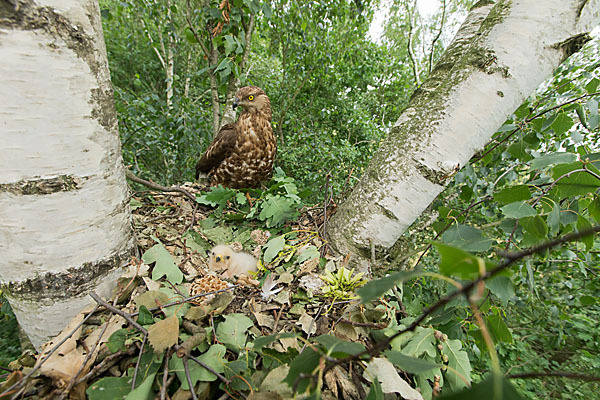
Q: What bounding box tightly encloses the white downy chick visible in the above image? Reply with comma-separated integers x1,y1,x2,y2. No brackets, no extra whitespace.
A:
208,244,258,278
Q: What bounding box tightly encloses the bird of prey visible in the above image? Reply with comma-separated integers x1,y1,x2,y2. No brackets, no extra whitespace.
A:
195,86,276,189
208,244,257,278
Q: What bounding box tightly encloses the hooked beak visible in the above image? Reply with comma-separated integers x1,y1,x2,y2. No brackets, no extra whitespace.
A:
232,98,239,109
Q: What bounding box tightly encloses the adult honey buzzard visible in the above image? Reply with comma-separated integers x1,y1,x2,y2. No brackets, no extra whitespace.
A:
195,86,276,189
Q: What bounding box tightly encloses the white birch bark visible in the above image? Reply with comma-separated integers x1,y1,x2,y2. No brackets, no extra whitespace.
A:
0,0,135,348
327,0,600,272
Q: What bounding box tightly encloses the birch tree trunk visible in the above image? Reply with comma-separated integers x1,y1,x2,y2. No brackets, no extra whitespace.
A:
327,0,600,272
0,0,136,348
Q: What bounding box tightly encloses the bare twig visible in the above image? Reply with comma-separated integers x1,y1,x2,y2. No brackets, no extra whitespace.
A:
89,292,147,335
160,348,173,400
428,0,446,73
126,170,198,204
182,356,199,400
131,334,148,390
187,352,230,385
472,91,600,164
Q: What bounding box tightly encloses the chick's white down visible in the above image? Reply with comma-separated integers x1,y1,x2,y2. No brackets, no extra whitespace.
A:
208,244,257,278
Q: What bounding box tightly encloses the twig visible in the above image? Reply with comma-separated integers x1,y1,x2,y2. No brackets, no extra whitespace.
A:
130,285,238,317
323,225,600,375
508,371,600,382
0,305,99,398
472,91,600,164
60,315,111,398
160,348,172,400
131,333,148,390
182,356,199,400
301,304,325,352
187,352,230,385
125,170,197,204
89,292,147,335
76,349,134,385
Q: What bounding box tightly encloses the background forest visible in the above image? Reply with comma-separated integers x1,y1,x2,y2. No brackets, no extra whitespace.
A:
2,0,600,399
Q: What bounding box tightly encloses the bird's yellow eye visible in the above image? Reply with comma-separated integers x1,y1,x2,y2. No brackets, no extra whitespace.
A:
248,95,254,101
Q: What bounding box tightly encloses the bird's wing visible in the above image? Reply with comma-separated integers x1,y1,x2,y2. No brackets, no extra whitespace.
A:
195,123,237,179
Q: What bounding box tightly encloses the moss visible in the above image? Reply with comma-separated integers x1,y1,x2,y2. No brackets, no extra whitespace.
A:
1,244,136,301
0,175,84,195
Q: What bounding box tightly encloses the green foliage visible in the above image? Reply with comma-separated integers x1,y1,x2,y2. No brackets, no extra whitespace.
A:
196,168,304,227
142,239,184,284
0,298,20,370
320,267,367,300
92,1,600,398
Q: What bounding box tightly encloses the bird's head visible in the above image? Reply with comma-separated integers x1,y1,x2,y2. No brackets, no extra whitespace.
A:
233,86,271,118
210,244,233,268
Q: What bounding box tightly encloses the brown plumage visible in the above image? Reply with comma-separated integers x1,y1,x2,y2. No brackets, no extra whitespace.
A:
195,86,276,189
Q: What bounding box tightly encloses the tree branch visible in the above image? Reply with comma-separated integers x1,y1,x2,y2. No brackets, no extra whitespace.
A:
323,225,600,375
125,169,197,203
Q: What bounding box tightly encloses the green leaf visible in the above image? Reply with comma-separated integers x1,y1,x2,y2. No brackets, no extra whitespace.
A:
365,378,384,400
519,215,548,239
126,371,157,400
200,225,233,244
487,314,513,343
441,224,494,252
223,35,236,56
263,235,285,263
587,195,600,223
315,335,366,358
580,295,596,305
552,163,600,196
215,313,254,352
137,305,154,325
576,104,588,129
143,242,183,284
435,243,492,280
548,202,561,236
87,376,130,399
259,195,299,227
485,276,514,305
530,152,577,170
357,270,425,303
442,339,472,391
551,112,574,137
169,344,227,388
107,328,129,353
297,245,320,264
576,215,594,250
401,327,436,358
283,347,321,393
196,185,236,208
501,201,537,218
493,185,531,205
383,350,440,374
